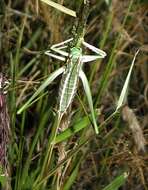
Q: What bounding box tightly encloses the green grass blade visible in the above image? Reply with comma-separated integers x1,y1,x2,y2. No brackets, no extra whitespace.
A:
14,111,26,190
17,67,64,114
102,172,128,190
0,166,7,188
55,111,117,144
79,70,99,134
40,0,76,17
116,50,139,110
55,116,90,143
63,159,82,190
20,110,50,187
18,55,40,77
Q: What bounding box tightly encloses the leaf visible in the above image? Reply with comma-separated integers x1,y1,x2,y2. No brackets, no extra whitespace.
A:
116,50,139,111
102,172,128,190
17,67,65,114
40,0,76,17
55,116,90,143
79,70,99,134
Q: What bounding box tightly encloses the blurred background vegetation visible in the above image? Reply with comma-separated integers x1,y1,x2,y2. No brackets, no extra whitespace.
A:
0,0,147,190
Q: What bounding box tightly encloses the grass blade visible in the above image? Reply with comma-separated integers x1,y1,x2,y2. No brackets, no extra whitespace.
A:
55,116,90,143
116,50,139,111
63,159,81,190
102,172,128,190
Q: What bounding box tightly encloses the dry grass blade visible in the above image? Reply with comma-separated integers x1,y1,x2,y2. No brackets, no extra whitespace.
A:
40,0,76,17
116,50,139,111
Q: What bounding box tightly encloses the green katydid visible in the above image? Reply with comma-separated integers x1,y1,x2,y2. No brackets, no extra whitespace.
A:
45,37,106,133
17,37,106,134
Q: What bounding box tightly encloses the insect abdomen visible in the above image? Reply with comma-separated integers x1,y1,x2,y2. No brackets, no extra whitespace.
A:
58,64,79,113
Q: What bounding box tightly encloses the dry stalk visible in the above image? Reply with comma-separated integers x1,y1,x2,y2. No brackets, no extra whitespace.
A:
0,73,11,190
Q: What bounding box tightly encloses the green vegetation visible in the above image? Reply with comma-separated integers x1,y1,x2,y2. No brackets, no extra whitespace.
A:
0,0,147,190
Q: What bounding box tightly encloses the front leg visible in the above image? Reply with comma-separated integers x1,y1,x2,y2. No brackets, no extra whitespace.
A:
45,46,68,62
45,38,74,61
45,51,66,61
51,38,73,49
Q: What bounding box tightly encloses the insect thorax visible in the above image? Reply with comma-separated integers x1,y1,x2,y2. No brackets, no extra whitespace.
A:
70,47,82,61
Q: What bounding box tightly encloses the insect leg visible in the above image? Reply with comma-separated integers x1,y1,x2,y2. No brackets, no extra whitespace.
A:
79,69,99,134
81,55,105,63
45,38,73,61
50,47,69,57
50,38,74,56
82,41,107,58
51,38,73,48
45,51,66,61
17,66,65,114
45,38,74,59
